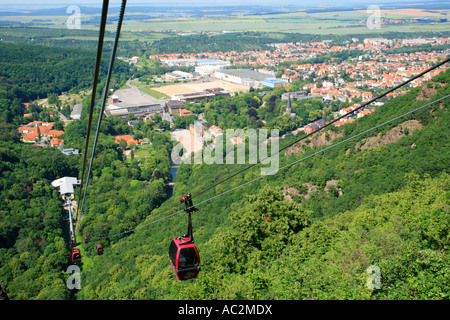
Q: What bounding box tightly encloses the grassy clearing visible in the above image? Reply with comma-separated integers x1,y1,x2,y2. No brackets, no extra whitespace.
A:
129,79,170,99
125,144,155,164
134,144,154,158
139,87,169,99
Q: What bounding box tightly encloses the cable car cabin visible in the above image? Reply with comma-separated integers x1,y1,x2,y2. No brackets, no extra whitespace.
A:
96,244,104,255
71,249,81,263
169,236,200,281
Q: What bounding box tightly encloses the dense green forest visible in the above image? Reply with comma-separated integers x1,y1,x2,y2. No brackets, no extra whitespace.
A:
0,35,449,300
0,124,79,299
3,26,449,58
0,40,174,299
0,113,177,299
196,84,347,135
146,30,450,55
0,42,134,114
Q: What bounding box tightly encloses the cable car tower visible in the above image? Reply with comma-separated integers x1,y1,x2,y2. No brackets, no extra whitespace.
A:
51,177,81,263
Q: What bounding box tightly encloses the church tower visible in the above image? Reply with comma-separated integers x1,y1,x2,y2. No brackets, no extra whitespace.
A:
285,94,292,115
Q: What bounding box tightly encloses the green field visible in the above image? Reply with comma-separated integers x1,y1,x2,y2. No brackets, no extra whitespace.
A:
1,6,450,38
138,87,169,99
65,12,450,34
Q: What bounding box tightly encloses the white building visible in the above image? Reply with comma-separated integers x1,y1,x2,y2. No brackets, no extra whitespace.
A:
401,38,430,45
214,69,276,87
130,56,140,64
196,59,231,67
194,59,231,76
70,104,83,120
322,80,334,88
363,38,393,46
161,58,196,67
51,177,80,195
165,70,194,81
61,148,80,156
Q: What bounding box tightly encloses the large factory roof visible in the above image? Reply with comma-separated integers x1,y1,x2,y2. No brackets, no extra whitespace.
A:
215,69,274,81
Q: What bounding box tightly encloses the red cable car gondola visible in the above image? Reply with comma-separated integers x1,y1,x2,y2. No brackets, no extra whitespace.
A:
96,244,104,255
71,248,81,263
169,193,200,281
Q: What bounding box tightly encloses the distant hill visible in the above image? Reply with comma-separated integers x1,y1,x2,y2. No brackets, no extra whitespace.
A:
0,42,132,109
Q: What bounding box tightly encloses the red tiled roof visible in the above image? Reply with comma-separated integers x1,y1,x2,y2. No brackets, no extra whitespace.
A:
114,135,142,146
50,138,64,147
18,121,63,142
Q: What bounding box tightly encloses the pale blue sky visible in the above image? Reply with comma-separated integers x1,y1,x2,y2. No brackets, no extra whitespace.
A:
1,0,446,13
0,0,434,7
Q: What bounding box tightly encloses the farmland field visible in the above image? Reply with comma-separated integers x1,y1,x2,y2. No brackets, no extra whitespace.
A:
357,8,449,17
1,5,449,36
84,10,450,34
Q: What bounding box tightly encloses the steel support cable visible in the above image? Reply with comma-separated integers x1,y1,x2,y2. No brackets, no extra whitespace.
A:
99,93,450,240
77,0,127,229
99,53,450,235
75,0,109,223
190,57,450,200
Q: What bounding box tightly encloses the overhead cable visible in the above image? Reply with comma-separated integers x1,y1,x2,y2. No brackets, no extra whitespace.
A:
75,0,110,222
77,0,127,229
99,93,450,240
191,57,450,200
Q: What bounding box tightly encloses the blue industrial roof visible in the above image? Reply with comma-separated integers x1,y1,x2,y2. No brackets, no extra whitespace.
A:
196,59,227,64
262,79,284,83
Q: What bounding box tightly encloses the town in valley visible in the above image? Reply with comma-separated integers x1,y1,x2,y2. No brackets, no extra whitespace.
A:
18,34,450,155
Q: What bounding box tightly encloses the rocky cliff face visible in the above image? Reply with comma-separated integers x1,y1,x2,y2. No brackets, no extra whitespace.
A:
355,120,423,151
284,130,344,157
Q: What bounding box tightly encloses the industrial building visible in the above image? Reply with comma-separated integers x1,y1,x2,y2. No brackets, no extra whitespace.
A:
164,70,194,81
160,58,196,67
171,88,230,102
214,69,286,88
70,104,83,120
165,100,192,117
196,59,231,67
194,59,231,76
261,79,286,88
104,88,164,119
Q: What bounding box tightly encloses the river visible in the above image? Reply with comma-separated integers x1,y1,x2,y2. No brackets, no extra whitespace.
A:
168,165,178,197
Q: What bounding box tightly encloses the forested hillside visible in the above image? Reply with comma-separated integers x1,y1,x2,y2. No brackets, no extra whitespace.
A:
73,68,449,299
0,42,134,121
0,40,448,300
0,124,79,299
0,41,165,300
146,31,450,55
